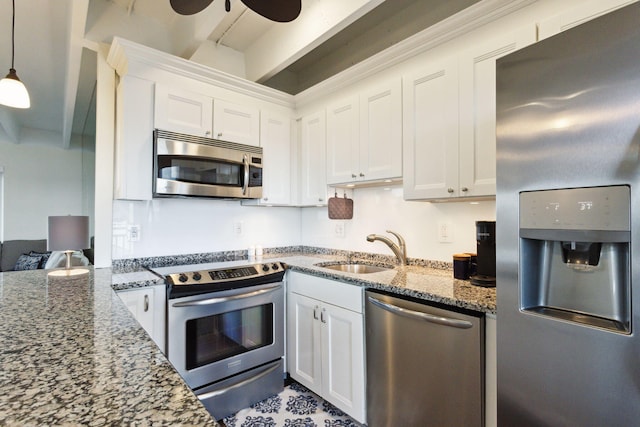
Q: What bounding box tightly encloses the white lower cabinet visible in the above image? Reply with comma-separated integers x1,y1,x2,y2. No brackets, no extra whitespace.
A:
286,272,365,424
117,285,166,354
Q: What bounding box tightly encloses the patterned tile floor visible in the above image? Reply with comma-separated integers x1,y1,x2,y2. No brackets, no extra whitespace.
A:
220,381,362,427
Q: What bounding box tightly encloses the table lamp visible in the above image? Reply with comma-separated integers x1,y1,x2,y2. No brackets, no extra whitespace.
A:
47,215,90,277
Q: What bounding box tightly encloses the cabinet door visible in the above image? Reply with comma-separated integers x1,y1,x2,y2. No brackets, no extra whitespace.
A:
299,111,327,205
117,286,166,353
287,292,323,396
213,99,260,146
326,96,359,185
115,75,154,201
154,84,213,136
321,303,366,424
403,57,459,200
258,111,292,205
118,287,156,339
458,27,535,198
360,78,402,182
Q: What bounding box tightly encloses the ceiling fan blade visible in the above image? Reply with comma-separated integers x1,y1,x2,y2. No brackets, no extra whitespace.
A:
241,0,302,22
170,0,214,15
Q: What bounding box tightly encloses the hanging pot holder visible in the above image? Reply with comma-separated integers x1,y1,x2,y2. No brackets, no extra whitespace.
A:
328,191,353,219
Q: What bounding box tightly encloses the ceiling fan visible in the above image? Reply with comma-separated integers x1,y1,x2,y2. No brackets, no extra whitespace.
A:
170,0,302,22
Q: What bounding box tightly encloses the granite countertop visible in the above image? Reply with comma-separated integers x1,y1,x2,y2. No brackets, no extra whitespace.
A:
277,255,496,314
0,268,217,426
111,253,497,314
0,252,494,425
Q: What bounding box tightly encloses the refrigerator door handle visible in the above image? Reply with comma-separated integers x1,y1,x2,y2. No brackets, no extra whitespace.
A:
368,296,473,329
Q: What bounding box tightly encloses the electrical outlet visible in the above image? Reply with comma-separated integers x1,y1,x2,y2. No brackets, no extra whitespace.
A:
233,221,244,236
128,225,141,242
335,222,345,237
438,221,453,243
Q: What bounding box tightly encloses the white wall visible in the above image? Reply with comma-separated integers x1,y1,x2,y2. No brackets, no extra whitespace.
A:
112,199,302,259
0,130,87,240
302,185,495,262
112,185,494,262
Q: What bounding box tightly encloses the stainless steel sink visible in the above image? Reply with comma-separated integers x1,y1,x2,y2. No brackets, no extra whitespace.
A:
317,263,393,274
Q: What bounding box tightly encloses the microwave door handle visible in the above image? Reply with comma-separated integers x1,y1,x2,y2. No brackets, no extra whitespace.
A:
242,154,249,196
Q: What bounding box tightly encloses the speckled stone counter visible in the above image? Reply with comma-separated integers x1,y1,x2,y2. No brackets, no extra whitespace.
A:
278,255,496,314
111,250,496,314
0,268,217,426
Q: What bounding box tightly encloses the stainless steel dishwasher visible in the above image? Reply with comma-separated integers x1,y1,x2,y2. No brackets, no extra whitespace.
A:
365,289,484,427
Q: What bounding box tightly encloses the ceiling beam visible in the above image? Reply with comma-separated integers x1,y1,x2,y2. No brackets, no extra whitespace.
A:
243,0,385,82
62,0,90,149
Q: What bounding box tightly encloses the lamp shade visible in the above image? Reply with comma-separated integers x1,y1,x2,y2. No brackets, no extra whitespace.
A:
48,216,90,251
0,69,30,109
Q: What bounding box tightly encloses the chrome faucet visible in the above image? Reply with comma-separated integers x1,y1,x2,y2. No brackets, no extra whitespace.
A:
366,230,407,265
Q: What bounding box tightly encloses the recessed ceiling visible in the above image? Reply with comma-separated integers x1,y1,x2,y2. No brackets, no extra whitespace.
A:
261,0,481,94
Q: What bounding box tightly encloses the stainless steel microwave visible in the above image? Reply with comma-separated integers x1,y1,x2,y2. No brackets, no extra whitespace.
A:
153,129,263,199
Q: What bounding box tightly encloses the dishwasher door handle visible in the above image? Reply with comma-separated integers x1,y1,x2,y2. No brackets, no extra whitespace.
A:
368,295,473,329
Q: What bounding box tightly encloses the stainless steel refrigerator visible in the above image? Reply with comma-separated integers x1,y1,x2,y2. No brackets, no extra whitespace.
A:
496,2,640,426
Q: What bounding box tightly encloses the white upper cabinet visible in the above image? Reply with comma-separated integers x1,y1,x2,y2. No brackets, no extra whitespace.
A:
326,78,402,185
298,110,328,206
154,84,213,137
458,27,536,198
359,79,402,183
212,99,260,146
251,111,292,205
403,57,459,200
114,75,154,201
326,96,360,184
403,26,535,200
155,85,260,146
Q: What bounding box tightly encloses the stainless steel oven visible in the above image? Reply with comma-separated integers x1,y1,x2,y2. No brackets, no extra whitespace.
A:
154,261,285,420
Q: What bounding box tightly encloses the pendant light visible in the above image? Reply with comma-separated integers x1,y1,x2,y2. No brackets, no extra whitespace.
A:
0,0,30,109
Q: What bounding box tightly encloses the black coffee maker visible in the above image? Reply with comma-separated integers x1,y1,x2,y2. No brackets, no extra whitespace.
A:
470,220,496,287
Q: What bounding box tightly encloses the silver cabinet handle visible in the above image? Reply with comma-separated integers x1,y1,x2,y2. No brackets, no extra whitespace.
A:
447,188,455,193
461,187,468,192
359,172,365,177
205,130,211,136
217,132,223,138
313,305,319,320
196,361,281,400
173,285,281,307
351,173,357,178
143,294,149,312
318,197,323,202
368,296,473,329
320,308,327,323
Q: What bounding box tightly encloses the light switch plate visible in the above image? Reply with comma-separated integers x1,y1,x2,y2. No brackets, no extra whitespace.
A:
128,225,141,241
438,221,453,243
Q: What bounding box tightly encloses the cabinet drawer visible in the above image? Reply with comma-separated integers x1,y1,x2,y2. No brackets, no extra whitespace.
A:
287,271,363,313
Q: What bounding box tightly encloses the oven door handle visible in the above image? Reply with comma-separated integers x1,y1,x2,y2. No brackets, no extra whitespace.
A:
172,284,281,307
196,360,281,400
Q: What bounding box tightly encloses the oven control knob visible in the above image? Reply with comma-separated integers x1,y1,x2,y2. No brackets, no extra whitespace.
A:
262,264,270,272
178,273,188,283
192,272,202,281
271,263,280,270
